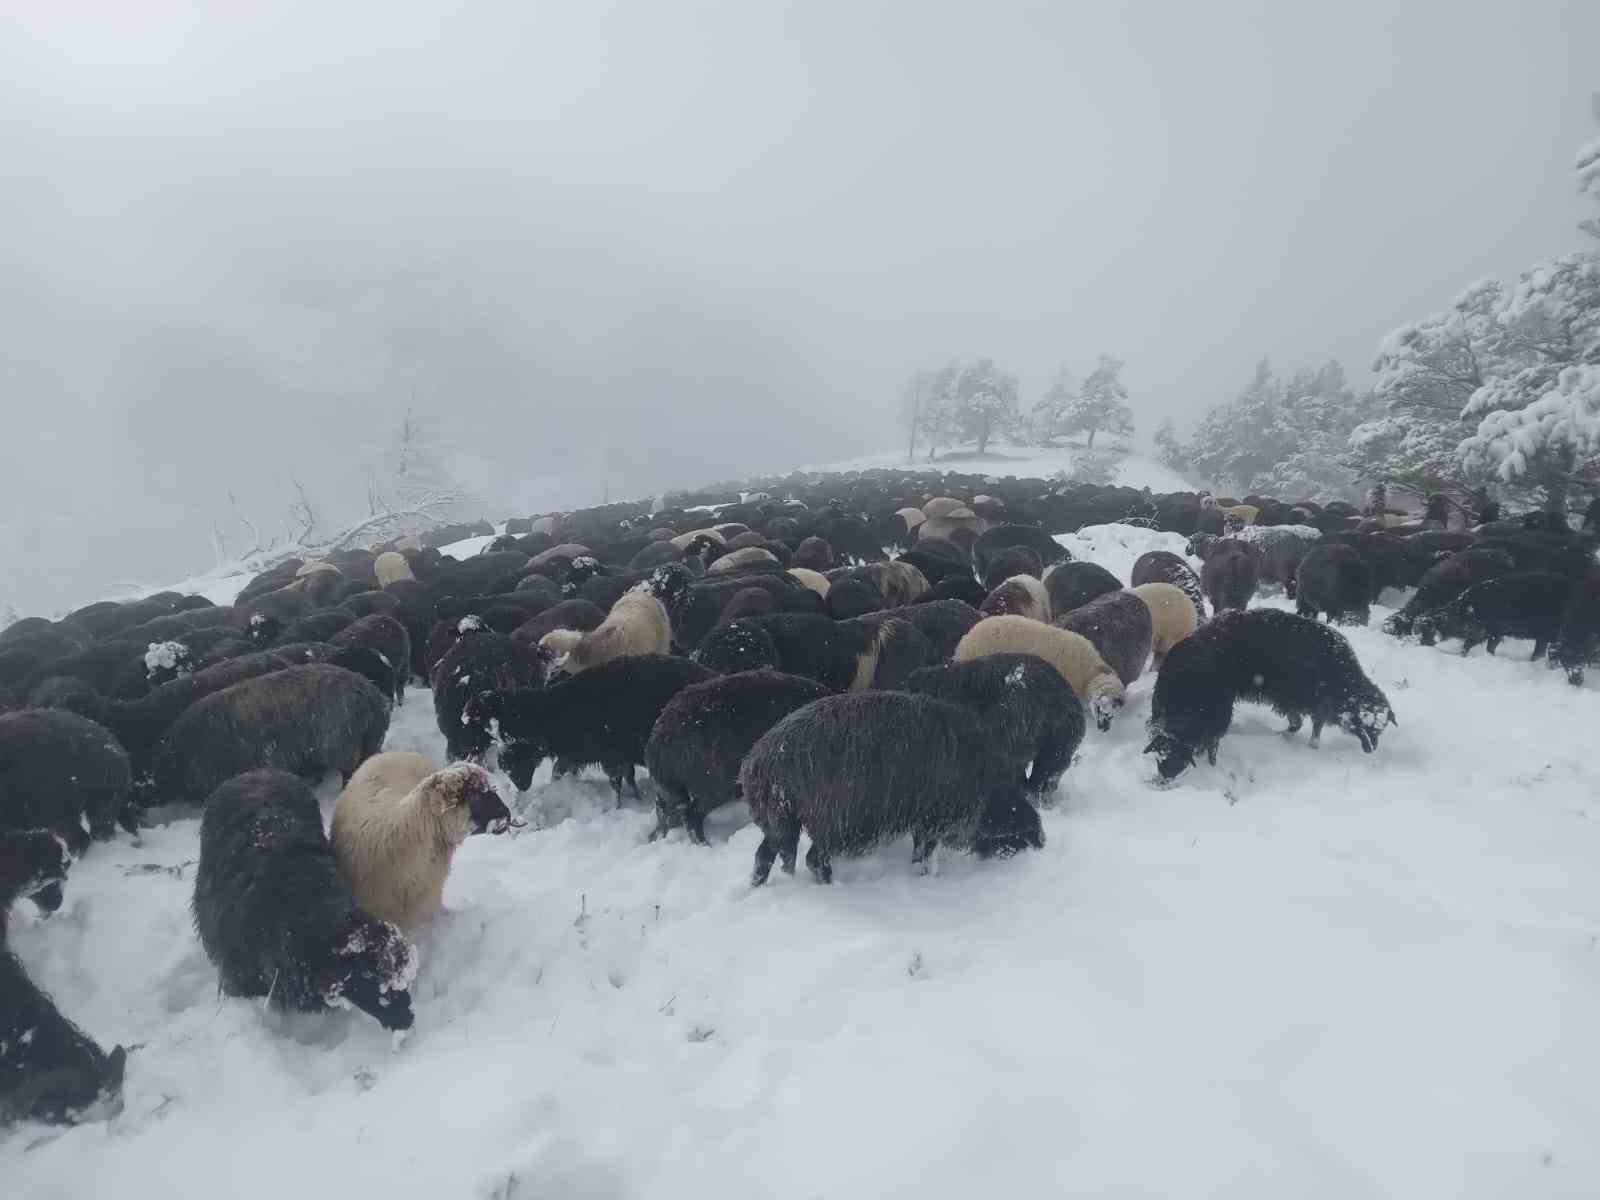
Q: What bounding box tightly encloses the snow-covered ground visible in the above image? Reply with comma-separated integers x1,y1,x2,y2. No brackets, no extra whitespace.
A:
801,441,1195,494
7,524,1600,1198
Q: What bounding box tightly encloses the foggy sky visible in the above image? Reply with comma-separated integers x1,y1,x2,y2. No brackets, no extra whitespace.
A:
2,1,1596,614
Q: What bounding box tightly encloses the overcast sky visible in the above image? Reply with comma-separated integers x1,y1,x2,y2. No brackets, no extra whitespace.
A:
1,1,1595,613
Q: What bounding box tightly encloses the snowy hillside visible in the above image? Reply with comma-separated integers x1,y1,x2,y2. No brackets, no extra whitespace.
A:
7,523,1600,1199
801,442,1195,494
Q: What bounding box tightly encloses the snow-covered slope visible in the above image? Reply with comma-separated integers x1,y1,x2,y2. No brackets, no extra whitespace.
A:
7,526,1600,1198
800,442,1195,493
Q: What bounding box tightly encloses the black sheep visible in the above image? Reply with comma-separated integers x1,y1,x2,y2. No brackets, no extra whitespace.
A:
644,563,822,652
1293,544,1373,625
1044,561,1122,615
867,599,981,660
1055,590,1154,685
2,828,127,1126
1130,550,1207,619
743,691,1001,885
0,709,132,853
1198,540,1259,613
895,541,972,586
1383,549,1516,637
54,650,295,796
826,578,885,619
720,586,781,625
1551,574,1600,685
1412,572,1574,659
511,599,608,647
148,664,391,808
0,828,71,918
924,575,988,608
474,654,715,796
971,781,1046,860
1243,528,1319,596
193,770,415,1032
980,546,1045,592
329,614,412,704
693,613,931,691
793,536,835,572
973,524,1066,578
431,624,549,763
1144,609,1395,780
341,590,405,620
644,670,831,842
903,653,1085,801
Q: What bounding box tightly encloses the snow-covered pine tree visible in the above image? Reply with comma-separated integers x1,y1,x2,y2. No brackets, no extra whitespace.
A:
917,358,1020,456
1153,418,1186,471
1057,355,1134,448
1028,365,1078,445
1347,281,1503,499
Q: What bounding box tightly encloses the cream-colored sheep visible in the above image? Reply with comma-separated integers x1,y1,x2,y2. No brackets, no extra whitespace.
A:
979,576,1050,623
707,546,780,575
295,560,341,578
922,497,966,519
787,567,831,598
541,590,671,673
1223,504,1260,526
374,551,414,587
1130,582,1198,666
894,507,927,536
331,753,510,932
954,614,1126,730
921,505,982,545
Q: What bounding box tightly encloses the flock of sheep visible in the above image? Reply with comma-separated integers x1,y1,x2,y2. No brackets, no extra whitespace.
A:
3,465,1597,1129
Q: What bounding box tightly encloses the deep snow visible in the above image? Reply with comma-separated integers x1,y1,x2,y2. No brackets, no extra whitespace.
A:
6,524,1600,1198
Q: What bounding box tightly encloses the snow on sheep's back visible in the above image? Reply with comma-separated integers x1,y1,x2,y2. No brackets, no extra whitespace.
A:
7,539,1600,1198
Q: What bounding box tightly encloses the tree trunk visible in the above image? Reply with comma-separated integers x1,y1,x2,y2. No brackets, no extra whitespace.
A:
1086,427,1097,449
977,427,989,455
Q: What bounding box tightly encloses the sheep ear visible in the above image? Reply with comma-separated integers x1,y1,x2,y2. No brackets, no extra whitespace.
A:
1386,707,1398,727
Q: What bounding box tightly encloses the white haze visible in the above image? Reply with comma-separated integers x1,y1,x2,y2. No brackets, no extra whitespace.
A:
1,0,1595,613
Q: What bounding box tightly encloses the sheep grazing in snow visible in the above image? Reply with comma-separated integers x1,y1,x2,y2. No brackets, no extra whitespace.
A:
903,652,1085,802
1126,553,1203,624
193,770,416,1033
471,654,715,796
374,551,415,587
1144,608,1395,780
1044,561,1123,616
331,754,512,932
1234,525,1319,595
1383,549,1516,637
0,828,71,918
644,670,832,843
1411,572,1574,659
707,546,781,576
694,612,931,691
1130,582,1199,667
1194,538,1259,613
1293,544,1373,626
973,524,1066,579
1054,590,1153,686
829,560,930,608
955,615,1126,731
743,691,1020,885
329,613,412,704
431,621,549,764
148,664,391,808
2,831,126,1126
980,576,1051,623
540,590,672,674
0,709,132,854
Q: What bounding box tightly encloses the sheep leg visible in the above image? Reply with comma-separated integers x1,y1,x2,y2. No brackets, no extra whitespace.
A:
751,836,781,886
685,808,709,846
805,841,833,884
1484,636,1501,655
1285,712,1303,736
605,767,626,806
1029,734,1075,803
911,830,938,875
1309,718,1323,749
625,764,642,802
1531,638,1548,661
778,821,800,874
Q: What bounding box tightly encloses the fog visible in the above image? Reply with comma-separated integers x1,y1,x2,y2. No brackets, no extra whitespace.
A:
2,1,1594,613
